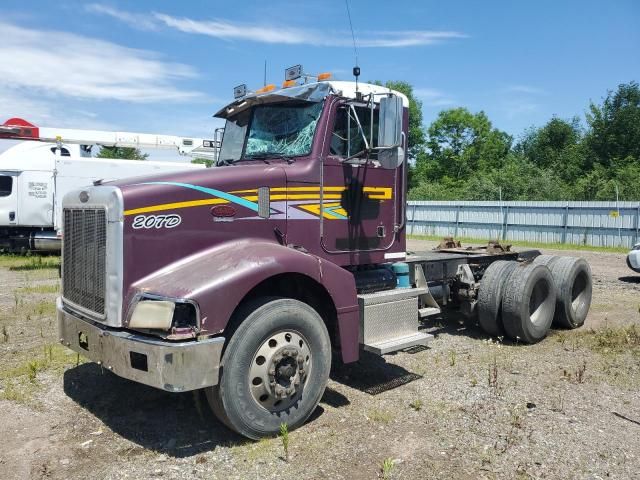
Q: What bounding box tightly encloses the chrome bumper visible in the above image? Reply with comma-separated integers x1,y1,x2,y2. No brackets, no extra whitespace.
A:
57,298,224,392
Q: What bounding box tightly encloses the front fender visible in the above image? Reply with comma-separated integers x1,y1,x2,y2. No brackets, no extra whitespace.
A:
128,239,360,362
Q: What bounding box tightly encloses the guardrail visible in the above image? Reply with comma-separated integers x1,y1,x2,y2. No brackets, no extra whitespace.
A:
407,201,640,248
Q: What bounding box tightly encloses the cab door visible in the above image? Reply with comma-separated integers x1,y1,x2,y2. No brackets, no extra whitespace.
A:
320,102,397,257
0,172,19,227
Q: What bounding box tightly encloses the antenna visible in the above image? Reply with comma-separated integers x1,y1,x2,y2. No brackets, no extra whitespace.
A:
344,0,360,92
263,60,267,86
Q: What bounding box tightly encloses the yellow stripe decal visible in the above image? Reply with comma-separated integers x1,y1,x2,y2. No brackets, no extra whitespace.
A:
125,198,228,215
124,186,392,216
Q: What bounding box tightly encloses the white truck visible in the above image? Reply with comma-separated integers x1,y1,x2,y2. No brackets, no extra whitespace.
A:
0,118,219,252
627,243,640,273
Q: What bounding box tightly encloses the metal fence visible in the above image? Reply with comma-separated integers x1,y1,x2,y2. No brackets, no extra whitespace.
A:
407,201,640,249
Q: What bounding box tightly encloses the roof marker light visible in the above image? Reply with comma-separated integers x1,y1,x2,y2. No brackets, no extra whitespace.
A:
282,80,296,88
255,84,276,94
317,72,332,81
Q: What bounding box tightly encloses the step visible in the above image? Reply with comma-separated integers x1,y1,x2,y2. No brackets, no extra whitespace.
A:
358,287,427,306
418,307,441,319
363,332,434,355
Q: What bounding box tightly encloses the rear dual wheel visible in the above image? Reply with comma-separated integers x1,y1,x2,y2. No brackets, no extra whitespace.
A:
501,263,557,343
478,261,556,342
534,255,592,329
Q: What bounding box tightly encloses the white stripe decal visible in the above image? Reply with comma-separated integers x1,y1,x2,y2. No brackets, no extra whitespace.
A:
384,252,406,259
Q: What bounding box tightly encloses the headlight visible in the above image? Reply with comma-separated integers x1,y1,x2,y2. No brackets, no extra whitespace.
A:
129,300,175,330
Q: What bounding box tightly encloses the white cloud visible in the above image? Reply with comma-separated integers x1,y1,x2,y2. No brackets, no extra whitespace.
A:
85,4,159,31
413,88,456,107
0,88,121,129
501,100,539,119
87,5,466,48
0,21,202,103
506,85,546,95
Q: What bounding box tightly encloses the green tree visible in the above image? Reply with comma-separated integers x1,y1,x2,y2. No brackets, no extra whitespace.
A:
96,146,148,160
586,81,640,168
515,117,586,182
191,157,214,168
418,107,512,181
372,80,426,189
379,80,425,159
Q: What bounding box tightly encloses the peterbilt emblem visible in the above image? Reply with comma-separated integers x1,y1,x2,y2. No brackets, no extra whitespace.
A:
132,214,182,229
210,205,236,217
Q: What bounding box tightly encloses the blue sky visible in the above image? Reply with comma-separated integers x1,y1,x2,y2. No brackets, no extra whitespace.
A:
1,0,638,156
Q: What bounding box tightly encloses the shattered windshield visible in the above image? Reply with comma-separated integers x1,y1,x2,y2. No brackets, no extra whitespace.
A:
218,101,323,162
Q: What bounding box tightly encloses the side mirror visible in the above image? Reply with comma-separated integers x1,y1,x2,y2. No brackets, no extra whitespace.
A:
377,95,403,148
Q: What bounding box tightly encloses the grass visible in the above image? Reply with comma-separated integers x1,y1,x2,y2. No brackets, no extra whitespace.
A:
367,408,394,424
381,458,395,479
17,284,59,294
0,253,60,271
408,234,630,254
0,343,83,389
581,324,640,354
279,423,290,462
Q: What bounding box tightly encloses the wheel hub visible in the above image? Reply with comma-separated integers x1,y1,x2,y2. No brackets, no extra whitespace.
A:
249,331,311,411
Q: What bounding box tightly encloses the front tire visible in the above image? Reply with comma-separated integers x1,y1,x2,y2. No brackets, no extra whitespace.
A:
206,297,331,439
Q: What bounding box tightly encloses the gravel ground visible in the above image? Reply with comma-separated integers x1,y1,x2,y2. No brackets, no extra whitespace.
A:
0,241,639,480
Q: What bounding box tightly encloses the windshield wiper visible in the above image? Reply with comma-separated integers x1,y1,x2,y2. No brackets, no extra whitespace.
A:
235,152,295,164
216,158,235,166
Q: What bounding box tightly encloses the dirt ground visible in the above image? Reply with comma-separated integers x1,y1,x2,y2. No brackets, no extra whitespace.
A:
0,240,639,480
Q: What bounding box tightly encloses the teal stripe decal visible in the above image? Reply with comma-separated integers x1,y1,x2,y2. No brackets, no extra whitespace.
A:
139,181,259,212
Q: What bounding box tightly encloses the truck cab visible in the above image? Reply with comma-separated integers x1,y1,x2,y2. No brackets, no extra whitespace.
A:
57,72,592,439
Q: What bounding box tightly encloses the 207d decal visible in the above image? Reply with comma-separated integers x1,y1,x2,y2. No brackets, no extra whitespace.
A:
132,214,182,229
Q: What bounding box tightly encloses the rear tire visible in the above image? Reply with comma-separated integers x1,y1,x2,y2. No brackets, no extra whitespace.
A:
548,256,591,328
206,297,331,439
502,263,556,343
477,260,518,337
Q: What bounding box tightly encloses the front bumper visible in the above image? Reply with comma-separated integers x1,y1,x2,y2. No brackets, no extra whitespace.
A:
57,298,224,392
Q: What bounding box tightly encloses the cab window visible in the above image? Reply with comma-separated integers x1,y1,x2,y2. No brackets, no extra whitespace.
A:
330,105,379,160
0,176,13,197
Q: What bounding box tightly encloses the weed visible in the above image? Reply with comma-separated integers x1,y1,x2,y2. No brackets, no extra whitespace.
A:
0,381,28,403
27,361,38,382
409,399,423,411
368,409,394,424
576,361,587,384
470,377,478,387
44,344,53,362
1,325,8,343
509,405,524,429
550,393,565,413
449,350,456,366
583,324,640,353
381,458,394,479
279,423,289,462
488,355,499,394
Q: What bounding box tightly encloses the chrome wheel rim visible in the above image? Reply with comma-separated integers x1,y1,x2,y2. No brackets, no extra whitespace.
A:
249,330,311,412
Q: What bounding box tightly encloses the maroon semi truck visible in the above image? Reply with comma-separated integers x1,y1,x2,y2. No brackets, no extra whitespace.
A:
57,70,593,439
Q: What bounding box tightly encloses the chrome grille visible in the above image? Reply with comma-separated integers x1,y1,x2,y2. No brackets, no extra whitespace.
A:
62,208,107,316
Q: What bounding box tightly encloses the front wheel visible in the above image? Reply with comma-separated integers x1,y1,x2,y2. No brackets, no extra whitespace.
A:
206,297,331,439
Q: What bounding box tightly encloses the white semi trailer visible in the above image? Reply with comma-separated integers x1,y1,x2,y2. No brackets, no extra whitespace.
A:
0,118,219,251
